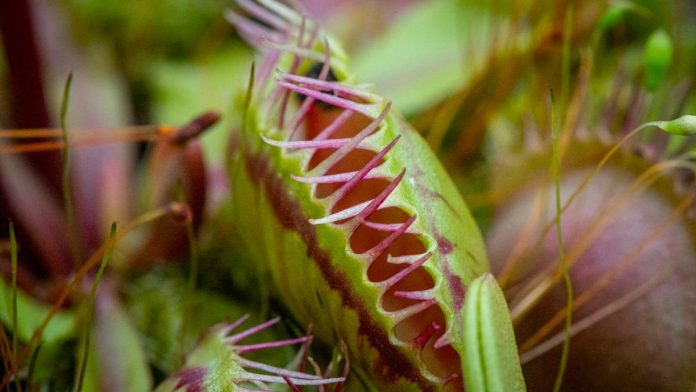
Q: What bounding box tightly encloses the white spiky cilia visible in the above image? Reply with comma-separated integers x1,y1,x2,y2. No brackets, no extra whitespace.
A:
155,315,345,391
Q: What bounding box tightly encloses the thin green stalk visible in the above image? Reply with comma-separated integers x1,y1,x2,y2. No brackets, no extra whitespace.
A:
550,89,573,392
9,222,19,392
242,61,255,138
73,223,117,392
0,207,174,389
26,343,42,392
551,3,575,389
9,222,17,366
60,73,81,267
559,1,574,113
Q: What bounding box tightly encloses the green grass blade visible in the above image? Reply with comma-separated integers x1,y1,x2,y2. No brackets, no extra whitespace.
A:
59,72,81,267
26,342,42,391
9,222,18,365
550,87,573,392
9,221,19,391
242,61,255,138
73,223,117,392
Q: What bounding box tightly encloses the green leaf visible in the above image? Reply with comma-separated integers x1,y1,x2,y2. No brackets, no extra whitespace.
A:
0,278,75,344
352,0,499,115
82,288,152,392
151,45,254,164
462,273,526,392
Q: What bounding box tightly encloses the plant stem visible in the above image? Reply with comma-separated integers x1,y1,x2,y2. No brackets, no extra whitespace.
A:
550,88,573,392
60,73,82,267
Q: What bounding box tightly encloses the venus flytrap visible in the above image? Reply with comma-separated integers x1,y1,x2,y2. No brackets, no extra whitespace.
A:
155,316,345,391
227,1,524,390
2,2,693,390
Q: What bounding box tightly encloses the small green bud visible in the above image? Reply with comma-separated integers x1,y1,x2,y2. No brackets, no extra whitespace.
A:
598,4,629,33
656,115,696,136
643,29,673,92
